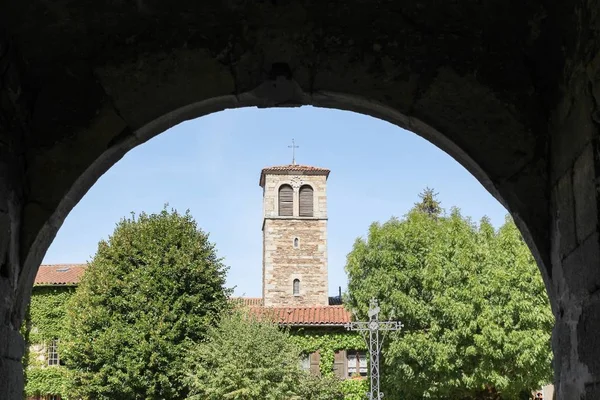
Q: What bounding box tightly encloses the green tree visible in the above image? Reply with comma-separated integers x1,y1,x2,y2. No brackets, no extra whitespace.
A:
295,373,346,400
345,191,553,400
414,186,442,217
184,308,346,400
63,208,231,400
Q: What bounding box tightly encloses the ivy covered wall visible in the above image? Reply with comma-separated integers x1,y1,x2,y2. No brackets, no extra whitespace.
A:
291,328,369,399
23,286,76,398
23,288,369,399
291,328,366,376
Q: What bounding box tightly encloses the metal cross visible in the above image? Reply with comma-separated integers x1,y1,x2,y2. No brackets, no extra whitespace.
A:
288,138,299,165
345,298,403,400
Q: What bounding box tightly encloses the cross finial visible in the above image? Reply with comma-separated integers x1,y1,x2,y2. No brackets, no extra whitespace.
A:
288,139,299,165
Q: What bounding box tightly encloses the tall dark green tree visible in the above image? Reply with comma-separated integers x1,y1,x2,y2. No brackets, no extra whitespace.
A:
345,190,553,400
63,208,231,400
414,187,442,217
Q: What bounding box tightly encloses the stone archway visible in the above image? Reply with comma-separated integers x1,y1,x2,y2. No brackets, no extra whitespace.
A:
1,1,599,398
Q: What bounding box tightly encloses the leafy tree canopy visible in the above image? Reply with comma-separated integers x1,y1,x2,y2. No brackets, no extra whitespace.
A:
345,190,554,400
184,308,346,400
63,207,231,400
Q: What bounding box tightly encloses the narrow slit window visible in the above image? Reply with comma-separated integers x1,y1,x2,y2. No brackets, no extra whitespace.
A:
293,279,300,295
294,238,299,248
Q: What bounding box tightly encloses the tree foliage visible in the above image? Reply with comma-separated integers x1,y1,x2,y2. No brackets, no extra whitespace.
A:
184,309,301,399
345,190,554,400
414,187,442,217
184,308,350,400
295,372,347,400
63,208,231,400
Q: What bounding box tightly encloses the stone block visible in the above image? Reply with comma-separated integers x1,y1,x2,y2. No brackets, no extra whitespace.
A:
551,87,596,184
562,232,600,295
585,382,600,400
573,144,598,243
578,299,600,375
552,318,572,376
552,171,578,258
0,326,25,361
0,211,9,271
0,357,23,400
0,277,13,313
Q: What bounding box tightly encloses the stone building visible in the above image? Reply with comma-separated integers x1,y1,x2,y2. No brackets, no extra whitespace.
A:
25,264,87,400
237,163,367,379
260,164,330,307
27,163,367,389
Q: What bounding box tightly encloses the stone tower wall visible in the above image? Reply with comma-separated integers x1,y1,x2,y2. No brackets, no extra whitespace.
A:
263,219,328,306
262,174,327,219
262,172,328,307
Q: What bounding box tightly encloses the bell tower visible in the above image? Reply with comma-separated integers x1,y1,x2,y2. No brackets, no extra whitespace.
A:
259,164,330,307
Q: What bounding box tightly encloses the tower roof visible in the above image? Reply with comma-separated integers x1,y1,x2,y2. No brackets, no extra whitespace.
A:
259,164,330,187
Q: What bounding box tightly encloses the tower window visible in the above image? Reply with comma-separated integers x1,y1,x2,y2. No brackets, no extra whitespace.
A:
299,185,314,217
293,279,300,296
293,238,299,248
279,185,293,216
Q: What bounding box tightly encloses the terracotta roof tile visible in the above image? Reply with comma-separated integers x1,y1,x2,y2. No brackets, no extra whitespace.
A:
259,164,330,186
248,305,352,326
34,264,87,286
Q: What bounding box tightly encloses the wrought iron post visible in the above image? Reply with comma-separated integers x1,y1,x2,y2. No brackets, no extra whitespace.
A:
344,298,403,400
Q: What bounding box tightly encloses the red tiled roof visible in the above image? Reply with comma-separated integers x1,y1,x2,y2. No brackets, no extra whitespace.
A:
35,264,87,286
259,164,330,186
248,305,352,326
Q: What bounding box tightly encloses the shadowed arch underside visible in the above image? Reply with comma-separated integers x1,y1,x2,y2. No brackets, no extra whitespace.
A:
1,0,600,398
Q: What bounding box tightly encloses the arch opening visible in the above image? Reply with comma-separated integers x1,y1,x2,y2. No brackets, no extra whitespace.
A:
21,90,552,319
29,104,555,400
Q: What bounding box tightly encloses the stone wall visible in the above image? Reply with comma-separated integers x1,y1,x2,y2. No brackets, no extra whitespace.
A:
262,171,329,307
0,31,28,400
1,0,598,397
263,218,328,307
548,45,600,399
262,173,327,219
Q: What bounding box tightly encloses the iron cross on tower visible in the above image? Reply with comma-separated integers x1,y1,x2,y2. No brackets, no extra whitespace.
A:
288,138,299,165
344,298,404,400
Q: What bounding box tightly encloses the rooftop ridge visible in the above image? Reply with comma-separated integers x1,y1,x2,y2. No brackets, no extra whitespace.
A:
259,164,330,187
39,263,87,267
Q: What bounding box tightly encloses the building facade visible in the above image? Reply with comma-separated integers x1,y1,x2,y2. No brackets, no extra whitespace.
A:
28,163,366,396
260,164,330,307
248,163,366,379
25,264,86,400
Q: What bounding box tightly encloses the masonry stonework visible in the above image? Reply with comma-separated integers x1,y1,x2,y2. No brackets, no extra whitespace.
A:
260,166,329,307
2,1,600,397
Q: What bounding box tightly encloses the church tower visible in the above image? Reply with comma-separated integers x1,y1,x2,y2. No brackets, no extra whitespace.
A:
259,164,330,307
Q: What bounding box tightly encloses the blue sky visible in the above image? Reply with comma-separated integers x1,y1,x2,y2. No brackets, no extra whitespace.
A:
42,107,509,297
